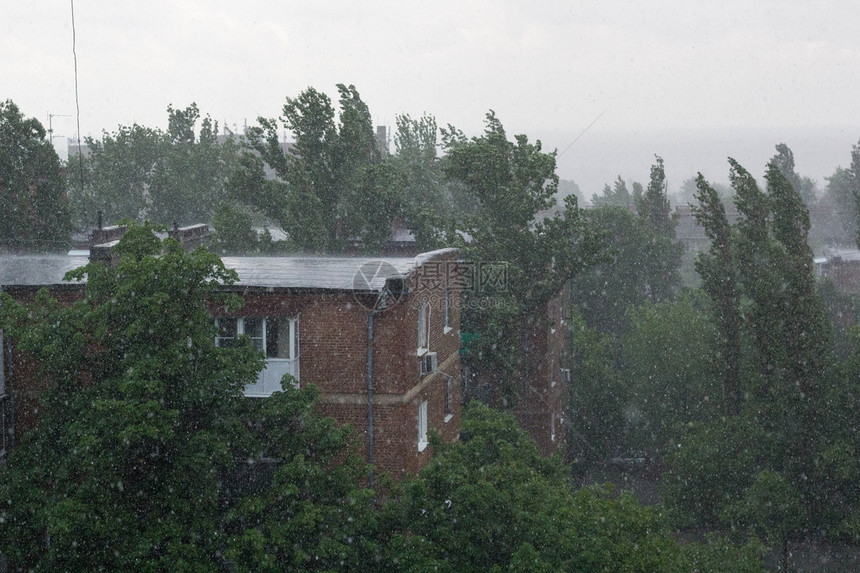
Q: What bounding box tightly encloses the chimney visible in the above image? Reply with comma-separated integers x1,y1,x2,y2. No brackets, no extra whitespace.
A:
168,224,211,251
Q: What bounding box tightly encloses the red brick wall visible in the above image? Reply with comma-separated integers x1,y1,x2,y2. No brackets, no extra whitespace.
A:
515,292,567,457
222,250,462,475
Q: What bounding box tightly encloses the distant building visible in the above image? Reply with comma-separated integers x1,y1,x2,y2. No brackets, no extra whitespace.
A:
67,138,90,159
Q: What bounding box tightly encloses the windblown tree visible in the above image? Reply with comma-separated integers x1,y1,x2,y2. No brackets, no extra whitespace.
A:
665,157,856,560
769,142,817,205
569,157,684,337
69,123,160,226
69,104,237,229
0,99,71,252
692,172,742,414
149,104,237,225
820,137,860,247
443,111,604,403
591,175,633,208
230,84,403,253
636,156,683,302
393,113,474,250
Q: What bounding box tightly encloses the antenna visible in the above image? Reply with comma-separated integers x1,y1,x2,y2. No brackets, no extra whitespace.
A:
47,113,72,145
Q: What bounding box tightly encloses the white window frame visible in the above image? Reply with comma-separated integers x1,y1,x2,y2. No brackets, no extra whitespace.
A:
216,316,300,396
444,376,454,422
443,288,453,334
418,399,429,451
418,302,430,355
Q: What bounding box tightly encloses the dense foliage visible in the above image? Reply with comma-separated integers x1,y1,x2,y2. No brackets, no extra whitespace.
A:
382,402,764,572
569,157,684,338
0,100,72,252
68,104,238,229
444,112,604,406
0,226,370,570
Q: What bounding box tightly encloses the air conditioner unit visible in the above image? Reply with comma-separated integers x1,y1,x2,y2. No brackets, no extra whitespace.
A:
420,352,438,376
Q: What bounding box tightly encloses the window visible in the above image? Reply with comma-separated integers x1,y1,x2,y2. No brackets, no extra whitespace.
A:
443,288,452,333
0,329,5,397
444,376,454,422
560,368,571,384
217,317,300,396
551,412,557,442
418,302,430,354
418,399,428,451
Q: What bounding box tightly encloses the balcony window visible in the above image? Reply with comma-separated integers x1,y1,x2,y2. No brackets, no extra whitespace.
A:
217,317,299,397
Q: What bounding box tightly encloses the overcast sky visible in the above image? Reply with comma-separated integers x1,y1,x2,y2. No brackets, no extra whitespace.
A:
4,1,860,197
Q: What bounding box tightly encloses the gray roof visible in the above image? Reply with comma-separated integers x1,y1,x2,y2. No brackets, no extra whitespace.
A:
0,249,458,292
0,256,89,287
221,256,418,291
824,247,860,263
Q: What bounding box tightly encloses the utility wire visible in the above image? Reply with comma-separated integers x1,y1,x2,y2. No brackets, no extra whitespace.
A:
71,0,85,219
557,108,608,159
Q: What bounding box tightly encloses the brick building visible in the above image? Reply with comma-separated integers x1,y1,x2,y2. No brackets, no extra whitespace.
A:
0,246,461,477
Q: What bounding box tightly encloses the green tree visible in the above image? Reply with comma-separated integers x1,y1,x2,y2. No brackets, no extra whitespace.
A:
210,201,269,255
666,156,849,552
149,104,238,225
232,84,399,253
0,224,369,571
393,113,464,250
692,173,742,414
0,99,71,251
622,291,721,455
443,111,603,401
566,310,628,465
636,156,683,302
384,402,764,572
0,223,259,569
222,386,376,571
819,165,857,245
568,205,650,337
769,142,817,205
69,123,160,226
70,104,237,229
591,175,633,208
722,470,808,572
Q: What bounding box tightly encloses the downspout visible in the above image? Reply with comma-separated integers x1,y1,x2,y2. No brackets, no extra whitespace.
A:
5,335,12,453
0,291,12,453
367,309,379,491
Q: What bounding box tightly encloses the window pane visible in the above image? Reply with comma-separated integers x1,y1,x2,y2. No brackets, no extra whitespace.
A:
418,304,428,348
418,399,428,450
266,318,293,359
216,318,237,348
243,318,264,352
